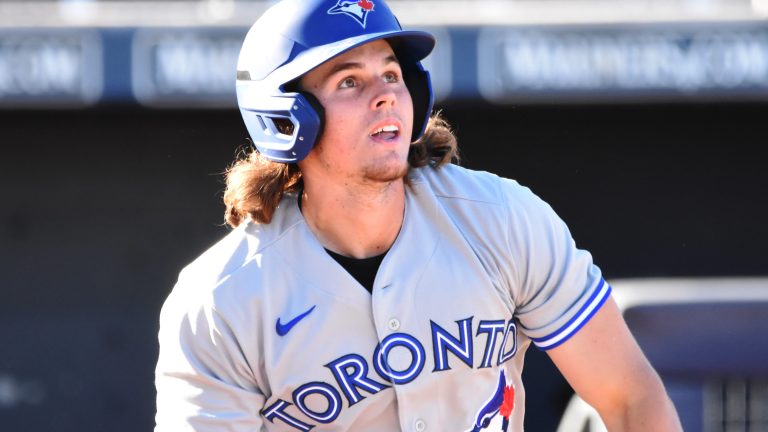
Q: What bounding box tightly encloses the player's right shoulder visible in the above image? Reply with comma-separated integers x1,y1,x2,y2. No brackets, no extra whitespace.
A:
165,194,304,310
175,222,260,288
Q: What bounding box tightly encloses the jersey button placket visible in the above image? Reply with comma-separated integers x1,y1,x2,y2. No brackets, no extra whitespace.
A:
414,419,426,431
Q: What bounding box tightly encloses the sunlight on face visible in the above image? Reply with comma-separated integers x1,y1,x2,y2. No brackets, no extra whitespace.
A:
298,39,414,185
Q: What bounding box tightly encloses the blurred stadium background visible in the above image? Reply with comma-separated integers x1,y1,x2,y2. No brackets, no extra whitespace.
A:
1,0,767,430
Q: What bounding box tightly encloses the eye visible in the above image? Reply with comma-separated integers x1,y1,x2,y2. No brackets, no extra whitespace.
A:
383,71,400,83
339,77,357,89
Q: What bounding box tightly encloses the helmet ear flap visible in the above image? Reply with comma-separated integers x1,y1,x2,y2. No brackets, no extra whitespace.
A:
297,90,326,148
388,38,434,142
235,89,324,162
401,62,434,142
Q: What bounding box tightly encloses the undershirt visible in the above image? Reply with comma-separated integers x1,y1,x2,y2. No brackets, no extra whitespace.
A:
325,249,386,293
300,193,386,293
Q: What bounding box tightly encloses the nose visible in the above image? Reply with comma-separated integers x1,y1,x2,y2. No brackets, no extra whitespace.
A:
371,81,397,110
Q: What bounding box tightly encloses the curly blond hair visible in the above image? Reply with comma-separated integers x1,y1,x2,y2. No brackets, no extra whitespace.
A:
223,111,459,227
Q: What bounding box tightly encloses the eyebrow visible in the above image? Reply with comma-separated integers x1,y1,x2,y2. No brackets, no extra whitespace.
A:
322,54,400,83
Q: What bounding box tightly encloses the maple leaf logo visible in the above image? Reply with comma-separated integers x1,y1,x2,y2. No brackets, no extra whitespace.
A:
358,0,374,11
500,384,515,417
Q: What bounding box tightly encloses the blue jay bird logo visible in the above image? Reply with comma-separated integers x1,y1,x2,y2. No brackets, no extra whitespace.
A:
468,369,515,432
327,0,375,28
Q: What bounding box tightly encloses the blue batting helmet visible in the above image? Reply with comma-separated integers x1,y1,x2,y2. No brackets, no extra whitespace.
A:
236,0,435,162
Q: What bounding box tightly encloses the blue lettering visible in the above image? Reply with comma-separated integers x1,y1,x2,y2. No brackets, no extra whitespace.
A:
325,354,390,406
264,316,518,430
373,333,425,384
431,317,474,371
498,320,518,365
292,382,342,424
476,320,506,369
261,399,315,431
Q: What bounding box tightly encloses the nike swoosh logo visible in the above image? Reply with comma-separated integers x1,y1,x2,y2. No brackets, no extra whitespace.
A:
276,305,316,336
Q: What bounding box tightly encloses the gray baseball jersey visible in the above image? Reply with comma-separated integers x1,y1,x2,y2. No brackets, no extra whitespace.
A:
155,164,611,431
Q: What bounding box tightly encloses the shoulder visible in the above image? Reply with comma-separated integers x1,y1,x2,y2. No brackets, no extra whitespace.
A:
410,164,544,214
181,204,300,284
411,163,503,204
163,195,303,314
408,164,568,267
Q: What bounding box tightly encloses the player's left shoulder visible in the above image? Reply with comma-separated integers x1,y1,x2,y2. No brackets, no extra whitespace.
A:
410,164,561,227
410,163,508,205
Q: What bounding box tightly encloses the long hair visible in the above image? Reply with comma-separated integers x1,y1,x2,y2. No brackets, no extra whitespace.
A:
223,111,459,227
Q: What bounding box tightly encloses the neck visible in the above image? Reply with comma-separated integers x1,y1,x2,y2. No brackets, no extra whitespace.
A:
300,177,406,259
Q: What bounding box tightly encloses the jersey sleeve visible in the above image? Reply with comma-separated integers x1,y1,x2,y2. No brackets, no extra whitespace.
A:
155,280,265,431
501,179,612,351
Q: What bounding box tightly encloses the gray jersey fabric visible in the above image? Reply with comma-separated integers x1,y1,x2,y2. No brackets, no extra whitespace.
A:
155,163,610,431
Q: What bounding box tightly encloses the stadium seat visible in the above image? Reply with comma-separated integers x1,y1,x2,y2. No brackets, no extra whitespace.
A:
556,278,768,432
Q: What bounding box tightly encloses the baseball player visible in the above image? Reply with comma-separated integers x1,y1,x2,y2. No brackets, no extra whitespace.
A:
155,0,681,430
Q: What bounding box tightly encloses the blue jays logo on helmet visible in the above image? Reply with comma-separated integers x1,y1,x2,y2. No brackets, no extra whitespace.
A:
327,0,375,28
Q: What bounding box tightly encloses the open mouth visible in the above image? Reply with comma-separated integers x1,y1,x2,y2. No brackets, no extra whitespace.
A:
370,124,400,141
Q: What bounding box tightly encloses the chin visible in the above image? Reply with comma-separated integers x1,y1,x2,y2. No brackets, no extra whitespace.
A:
362,159,409,183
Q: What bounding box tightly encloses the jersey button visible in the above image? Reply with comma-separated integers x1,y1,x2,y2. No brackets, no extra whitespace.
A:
387,318,401,331
414,419,426,431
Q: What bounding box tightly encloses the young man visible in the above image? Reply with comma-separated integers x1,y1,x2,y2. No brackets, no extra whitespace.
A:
155,0,682,430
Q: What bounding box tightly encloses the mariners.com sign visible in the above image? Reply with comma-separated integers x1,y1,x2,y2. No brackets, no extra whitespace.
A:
478,25,768,102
